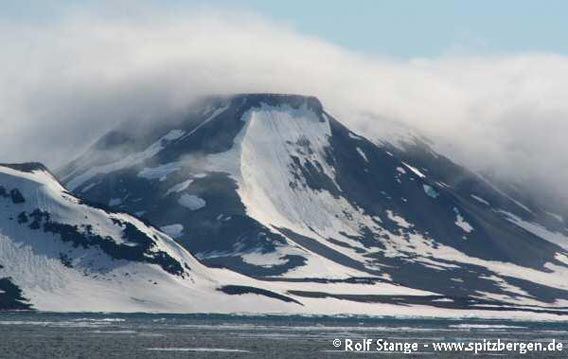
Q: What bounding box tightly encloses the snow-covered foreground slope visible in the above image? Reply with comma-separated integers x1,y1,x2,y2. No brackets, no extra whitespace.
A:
0,163,309,313
55,94,568,318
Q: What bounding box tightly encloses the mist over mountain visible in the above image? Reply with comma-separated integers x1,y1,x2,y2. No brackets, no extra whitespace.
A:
1,9,568,212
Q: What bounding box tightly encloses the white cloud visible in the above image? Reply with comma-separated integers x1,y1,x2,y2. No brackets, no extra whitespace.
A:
0,7,567,208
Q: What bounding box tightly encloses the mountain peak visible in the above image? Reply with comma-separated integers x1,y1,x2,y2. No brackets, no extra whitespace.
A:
228,93,323,113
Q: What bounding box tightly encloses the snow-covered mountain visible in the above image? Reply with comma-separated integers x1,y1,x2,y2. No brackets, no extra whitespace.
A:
3,93,567,318
0,163,307,313
4,161,555,318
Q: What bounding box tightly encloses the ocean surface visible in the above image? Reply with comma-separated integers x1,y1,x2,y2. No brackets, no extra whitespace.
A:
0,312,566,358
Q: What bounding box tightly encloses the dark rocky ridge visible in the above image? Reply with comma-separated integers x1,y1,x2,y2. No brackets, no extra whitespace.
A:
0,277,31,311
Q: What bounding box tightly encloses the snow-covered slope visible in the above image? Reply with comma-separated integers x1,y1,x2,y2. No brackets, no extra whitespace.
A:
5,162,563,319
56,94,568,318
0,163,306,313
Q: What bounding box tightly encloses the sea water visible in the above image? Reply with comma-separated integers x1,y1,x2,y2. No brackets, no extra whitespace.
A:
0,312,566,358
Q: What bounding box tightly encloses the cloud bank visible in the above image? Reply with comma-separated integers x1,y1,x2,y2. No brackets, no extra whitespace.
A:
1,8,567,209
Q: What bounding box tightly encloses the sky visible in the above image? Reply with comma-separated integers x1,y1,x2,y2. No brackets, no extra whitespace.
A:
0,1,567,211
2,0,568,57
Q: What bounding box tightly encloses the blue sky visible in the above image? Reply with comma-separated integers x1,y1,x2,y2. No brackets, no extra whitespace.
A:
2,0,567,57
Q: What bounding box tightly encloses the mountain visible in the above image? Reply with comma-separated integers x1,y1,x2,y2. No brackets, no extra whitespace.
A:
6,93,567,318
0,162,308,313
5,160,550,318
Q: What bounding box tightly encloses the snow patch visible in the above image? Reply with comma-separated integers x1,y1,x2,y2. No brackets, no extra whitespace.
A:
138,162,181,181
471,194,490,206
453,208,474,234
241,251,286,268
423,184,439,199
160,224,184,239
386,210,413,229
161,129,185,141
178,194,206,211
165,179,193,196
402,162,426,178
546,212,564,223
500,211,568,250
348,132,363,140
356,147,369,162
